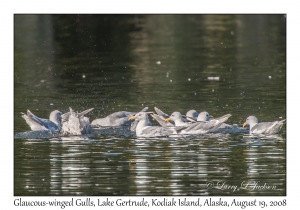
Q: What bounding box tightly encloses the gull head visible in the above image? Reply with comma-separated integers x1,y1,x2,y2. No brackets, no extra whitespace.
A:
128,112,148,121
197,111,213,121
186,110,198,119
50,110,62,124
165,112,183,123
243,116,258,127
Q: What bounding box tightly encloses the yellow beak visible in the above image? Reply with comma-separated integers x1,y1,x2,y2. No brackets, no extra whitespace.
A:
128,116,136,121
210,115,214,118
243,122,247,127
164,118,171,122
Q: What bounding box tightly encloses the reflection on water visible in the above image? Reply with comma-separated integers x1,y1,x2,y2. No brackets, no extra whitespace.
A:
14,14,286,196
14,133,286,196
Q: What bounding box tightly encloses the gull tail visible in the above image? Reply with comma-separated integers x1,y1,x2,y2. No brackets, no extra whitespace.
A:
140,107,149,112
154,107,169,117
215,114,232,122
278,119,286,130
77,108,94,117
151,114,169,127
26,110,35,117
212,114,232,129
279,119,286,123
193,114,232,131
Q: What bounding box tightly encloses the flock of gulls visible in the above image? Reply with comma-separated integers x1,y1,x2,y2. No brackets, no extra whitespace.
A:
19,106,286,138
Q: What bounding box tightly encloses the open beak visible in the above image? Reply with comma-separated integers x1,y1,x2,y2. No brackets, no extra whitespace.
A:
128,116,136,121
164,118,171,122
210,115,214,118
243,122,247,127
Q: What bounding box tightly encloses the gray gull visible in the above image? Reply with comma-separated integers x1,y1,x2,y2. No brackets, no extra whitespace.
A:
243,116,286,135
165,111,232,134
91,107,150,127
128,112,185,137
21,110,62,131
61,107,93,135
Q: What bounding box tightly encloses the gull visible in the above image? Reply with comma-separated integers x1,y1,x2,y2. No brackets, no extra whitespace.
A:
151,109,204,127
91,107,150,127
165,111,232,134
154,107,214,122
188,111,246,133
21,110,62,131
152,107,197,127
243,116,286,135
164,112,194,126
151,107,242,134
61,107,94,124
196,111,243,133
128,112,185,137
61,107,93,135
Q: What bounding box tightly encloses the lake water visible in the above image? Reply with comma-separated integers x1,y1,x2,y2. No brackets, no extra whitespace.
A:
14,14,286,196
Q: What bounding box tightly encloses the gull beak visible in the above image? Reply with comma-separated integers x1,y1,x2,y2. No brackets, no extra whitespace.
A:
164,118,171,122
210,115,214,118
128,116,136,121
243,122,247,127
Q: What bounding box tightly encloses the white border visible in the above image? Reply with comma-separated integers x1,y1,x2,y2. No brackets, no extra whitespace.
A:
3,0,297,208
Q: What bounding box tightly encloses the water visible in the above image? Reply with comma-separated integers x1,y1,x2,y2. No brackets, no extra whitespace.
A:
14,14,286,196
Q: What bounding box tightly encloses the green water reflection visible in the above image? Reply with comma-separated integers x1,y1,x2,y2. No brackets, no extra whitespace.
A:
14,14,286,196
